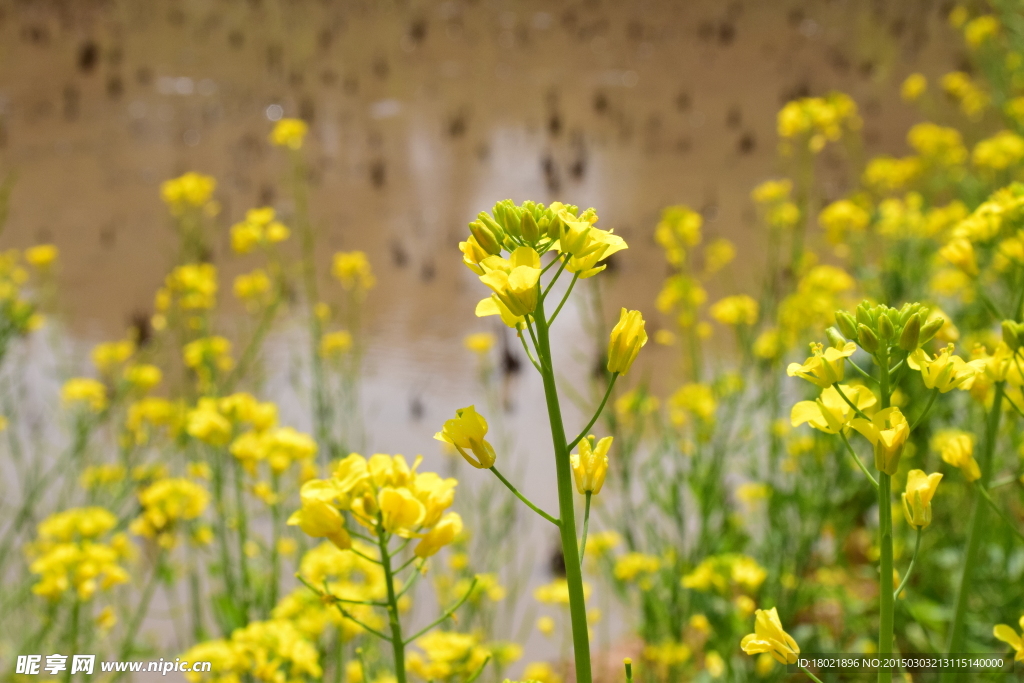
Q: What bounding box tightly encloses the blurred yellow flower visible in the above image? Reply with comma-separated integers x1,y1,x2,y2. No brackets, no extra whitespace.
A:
901,469,942,529
269,118,309,150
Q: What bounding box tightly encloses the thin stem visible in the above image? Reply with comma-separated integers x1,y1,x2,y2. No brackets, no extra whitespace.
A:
542,258,569,299
403,577,478,644
395,561,426,600
800,665,826,683
832,383,871,420
464,655,492,683
848,359,878,384
115,554,163,673
877,347,894,683
909,389,939,432
548,273,581,325
946,382,1004,663
378,522,408,683
840,432,879,488
269,473,282,611
517,329,542,373
567,373,619,452
533,298,593,683
975,483,1024,542
579,491,592,567
349,546,383,565
489,466,559,527
894,528,923,599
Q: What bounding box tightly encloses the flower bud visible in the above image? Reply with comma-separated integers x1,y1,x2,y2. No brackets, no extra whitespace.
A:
919,317,945,345
1002,320,1024,351
825,327,847,348
521,210,542,242
835,311,858,340
607,309,648,375
469,219,502,255
856,302,874,327
878,314,895,341
857,324,879,353
898,313,921,351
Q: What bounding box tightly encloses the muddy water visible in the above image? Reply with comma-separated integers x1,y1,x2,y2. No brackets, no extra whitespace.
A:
0,0,955,668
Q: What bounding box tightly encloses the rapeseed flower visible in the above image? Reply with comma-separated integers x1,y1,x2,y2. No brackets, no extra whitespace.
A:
901,73,927,102
607,308,647,375
791,384,877,434
901,469,942,529
907,344,982,392
61,378,108,412
709,295,758,326
332,251,376,292
434,405,497,469
269,118,309,150
130,478,210,546
160,172,216,214
787,341,857,389
741,607,800,664
851,407,910,475
570,435,612,494
994,617,1024,663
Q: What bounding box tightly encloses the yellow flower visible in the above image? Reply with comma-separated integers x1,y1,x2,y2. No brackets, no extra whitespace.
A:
269,118,309,150
559,220,628,278
478,247,541,317
907,345,982,392
972,131,1024,171
414,512,462,558
407,631,490,681
434,405,497,469
320,330,353,358
901,469,942,529
787,341,857,389
463,332,495,355
130,478,210,542
81,464,128,490
234,269,273,308
964,15,1000,48
607,308,647,375
751,179,792,205
932,430,980,481
287,482,351,550
850,407,910,475
332,251,376,292
534,578,592,604
614,552,660,582
669,383,717,425
703,238,736,274
378,486,426,533
160,172,217,214
791,384,877,434
819,199,870,244
994,616,1024,663
61,378,108,412
740,607,800,665
709,295,758,326
901,73,927,102
124,364,162,392
571,435,612,494
187,399,234,446
705,651,725,678
537,616,556,635
908,122,967,167
942,71,990,119
522,662,563,683
25,244,58,269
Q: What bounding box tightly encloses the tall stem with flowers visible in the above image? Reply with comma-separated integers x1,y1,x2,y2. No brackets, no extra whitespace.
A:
436,200,644,682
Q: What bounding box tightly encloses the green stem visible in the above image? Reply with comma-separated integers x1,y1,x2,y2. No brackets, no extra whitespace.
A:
489,466,559,527
877,347,894,683
832,383,871,420
800,665,826,683
894,528,923,599
946,382,1004,665
840,432,879,488
909,389,939,432
533,297,593,683
567,373,619,451
402,576,478,644
376,525,407,683
269,473,282,611
579,491,592,566
974,482,1024,542
116,555,162,668
233,462,250,622
548,272,581,325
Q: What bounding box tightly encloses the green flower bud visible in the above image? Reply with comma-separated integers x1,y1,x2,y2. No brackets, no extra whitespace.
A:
521,210,541,243
469,218,502,255
878,314,895,341
858,324,879,353
919,317,944,345
1003,320,1024,351
898,313,921,351
836,311,858,340
826,327,847,349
